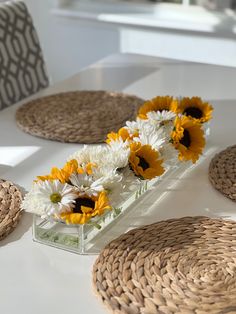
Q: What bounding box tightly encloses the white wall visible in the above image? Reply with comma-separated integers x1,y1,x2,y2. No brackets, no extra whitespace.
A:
23,0,120,83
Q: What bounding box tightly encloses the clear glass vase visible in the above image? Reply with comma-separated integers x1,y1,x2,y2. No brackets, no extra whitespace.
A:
33,159,194,254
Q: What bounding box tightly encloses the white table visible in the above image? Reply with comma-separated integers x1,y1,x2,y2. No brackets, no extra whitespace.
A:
1,53,236,314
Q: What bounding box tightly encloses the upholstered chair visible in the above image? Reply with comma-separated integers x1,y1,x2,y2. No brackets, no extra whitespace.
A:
0,1,49,110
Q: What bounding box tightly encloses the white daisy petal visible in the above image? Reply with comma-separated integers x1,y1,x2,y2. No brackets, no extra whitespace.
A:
133,124,166,151
147,110,176,123
92,166,123,191
70,173,104,197
68,145,108,166
125,120,139,136
105,145,130,169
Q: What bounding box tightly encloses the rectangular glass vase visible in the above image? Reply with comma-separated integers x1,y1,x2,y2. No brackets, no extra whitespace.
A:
33,158,196,254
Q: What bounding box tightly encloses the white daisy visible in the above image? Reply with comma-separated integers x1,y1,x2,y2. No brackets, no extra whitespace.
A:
106,144,130,169
147,110,176,124
69,173,104,197
21,190,45,217
108,137,129,151
22,180,78,218
125,119,149,136
68,145,107,166
133,125,166,151
92,166,123,190
136,117,150,128
70,143,129,171
125,120,139,136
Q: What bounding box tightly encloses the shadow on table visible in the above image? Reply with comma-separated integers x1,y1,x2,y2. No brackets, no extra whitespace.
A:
0,212,32,247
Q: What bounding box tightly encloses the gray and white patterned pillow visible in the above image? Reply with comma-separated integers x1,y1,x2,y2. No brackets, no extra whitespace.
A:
0,1,49,110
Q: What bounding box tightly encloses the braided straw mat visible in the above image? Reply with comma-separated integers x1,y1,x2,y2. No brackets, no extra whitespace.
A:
93,216,236,314
209,145,236,201
16,90,144,143
0,179,22,241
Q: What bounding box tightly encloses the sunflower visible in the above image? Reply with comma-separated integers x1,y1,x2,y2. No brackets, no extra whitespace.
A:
176,97,213,123
138,96,178,120
171,116,205,163
59,191,111,224
37,159,79,183
129,142,164,180
106,127,131,144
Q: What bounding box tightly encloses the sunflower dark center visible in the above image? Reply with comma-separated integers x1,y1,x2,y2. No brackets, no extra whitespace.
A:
138,156,150,170
183,107,203,119
73,198,95,214
180,130,191,148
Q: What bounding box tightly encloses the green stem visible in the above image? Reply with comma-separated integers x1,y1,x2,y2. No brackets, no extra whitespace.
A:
88,222,102,229
114,207,121,216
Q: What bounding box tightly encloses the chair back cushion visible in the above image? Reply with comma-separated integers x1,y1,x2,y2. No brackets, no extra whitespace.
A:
0,1,49,109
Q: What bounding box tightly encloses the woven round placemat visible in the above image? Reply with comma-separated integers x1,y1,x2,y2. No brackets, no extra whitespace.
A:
209,145,236,201
0,179,22,241
93,216,236,314
16,90,144,143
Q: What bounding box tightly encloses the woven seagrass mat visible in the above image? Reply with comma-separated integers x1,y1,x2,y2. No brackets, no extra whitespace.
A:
209,145,236,202
0,179,22,241
93,216,236,314
16,90,144,144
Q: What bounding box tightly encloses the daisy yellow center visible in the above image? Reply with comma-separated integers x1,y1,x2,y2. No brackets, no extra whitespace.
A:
73,198,95,214
160,120,169,126
180,130,191,148
138,156,150,170
50,193,62,203
183,107,203,119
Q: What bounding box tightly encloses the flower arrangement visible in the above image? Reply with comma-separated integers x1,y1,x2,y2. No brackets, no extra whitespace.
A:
22,96,213,226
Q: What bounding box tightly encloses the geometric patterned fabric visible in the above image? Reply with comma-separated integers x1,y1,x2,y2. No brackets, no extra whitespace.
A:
0,1,49,110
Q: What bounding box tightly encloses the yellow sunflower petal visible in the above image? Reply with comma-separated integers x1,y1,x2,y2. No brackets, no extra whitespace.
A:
138,96,178,120
50,167,67,183
118,127,130,141
81,205,93,214
85,162,97,175
60,212,91,225
106,127,132,144
77,167,84,174
49,159,79,183
106,131,119,144
63,159,78,175
143,166,164,179
37,174,52,181
92,191,111,216
129,141,141,152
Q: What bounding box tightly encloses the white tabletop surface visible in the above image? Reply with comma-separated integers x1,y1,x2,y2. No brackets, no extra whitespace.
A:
1,53,236,314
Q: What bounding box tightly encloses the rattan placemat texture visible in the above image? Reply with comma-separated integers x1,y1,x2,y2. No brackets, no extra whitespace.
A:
209,145,236,201
0,180,22,241
16,90,144,143
93,216,236,314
